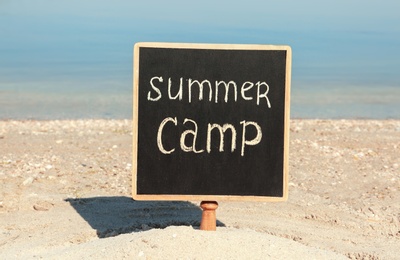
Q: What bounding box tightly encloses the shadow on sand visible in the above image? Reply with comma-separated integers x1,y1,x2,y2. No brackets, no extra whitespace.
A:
65,196,225,238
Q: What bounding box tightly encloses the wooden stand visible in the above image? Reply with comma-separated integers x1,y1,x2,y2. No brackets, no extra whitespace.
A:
200,201,218,231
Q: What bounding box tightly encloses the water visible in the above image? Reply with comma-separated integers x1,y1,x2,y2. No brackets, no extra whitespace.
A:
1,0,399,119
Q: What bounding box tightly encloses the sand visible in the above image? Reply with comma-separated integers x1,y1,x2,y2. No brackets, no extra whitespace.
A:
0,119,399,259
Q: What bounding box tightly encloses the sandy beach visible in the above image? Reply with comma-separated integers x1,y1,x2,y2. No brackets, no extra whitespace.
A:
0,119,399,259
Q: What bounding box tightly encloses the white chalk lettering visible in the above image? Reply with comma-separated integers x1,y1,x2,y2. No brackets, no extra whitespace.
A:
241,81,254,101
157,117,177,154
188,79,213,103
215,81,237,103
206,123,237,153
240,120,262,156
157,117,262,156
148,76,163,101
256,81,271,108
147,77,272,108
168,77,183,100
180,118,204,153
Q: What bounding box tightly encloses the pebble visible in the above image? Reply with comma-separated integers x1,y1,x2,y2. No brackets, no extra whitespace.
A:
126,163,132,170
33,201,54,211
354,152,365,159
23,176,34,185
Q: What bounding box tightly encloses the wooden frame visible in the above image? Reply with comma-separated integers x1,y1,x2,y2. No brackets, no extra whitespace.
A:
133,42,291,201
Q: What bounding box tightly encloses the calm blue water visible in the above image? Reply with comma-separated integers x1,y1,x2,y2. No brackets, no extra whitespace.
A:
1,1,399,119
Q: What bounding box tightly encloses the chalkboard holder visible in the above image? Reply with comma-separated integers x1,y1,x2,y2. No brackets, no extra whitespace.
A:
132,42,291,202
200,201,218,231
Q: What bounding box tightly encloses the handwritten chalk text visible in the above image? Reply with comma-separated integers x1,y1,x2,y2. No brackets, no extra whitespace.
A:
147,76,271,108
157,117,262,156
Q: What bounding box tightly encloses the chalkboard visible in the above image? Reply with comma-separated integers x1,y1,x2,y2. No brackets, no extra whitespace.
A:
132,42,291,201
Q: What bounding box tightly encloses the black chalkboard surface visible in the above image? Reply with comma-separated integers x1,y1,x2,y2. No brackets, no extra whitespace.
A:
133,42,291,201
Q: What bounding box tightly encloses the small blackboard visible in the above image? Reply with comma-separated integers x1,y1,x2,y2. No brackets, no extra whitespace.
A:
133,42,291,201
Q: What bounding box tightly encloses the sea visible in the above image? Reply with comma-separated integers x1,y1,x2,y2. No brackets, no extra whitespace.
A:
1,1,399,120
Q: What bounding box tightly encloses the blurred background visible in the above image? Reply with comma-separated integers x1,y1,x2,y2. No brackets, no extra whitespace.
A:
1,0,399,119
